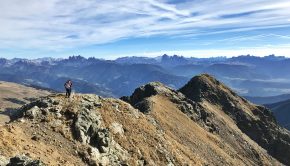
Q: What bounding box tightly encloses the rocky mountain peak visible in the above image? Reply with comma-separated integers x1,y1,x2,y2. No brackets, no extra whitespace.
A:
121,81,195,115
180,74,290,165
124,82,179,105
120,77,290,165
179,74,238,103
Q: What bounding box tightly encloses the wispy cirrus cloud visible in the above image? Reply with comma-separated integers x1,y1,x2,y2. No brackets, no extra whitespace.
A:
0,0,290,56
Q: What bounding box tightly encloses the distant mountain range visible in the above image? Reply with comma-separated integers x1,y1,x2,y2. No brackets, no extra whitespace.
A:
1,54,290,97
245,93,290,131
245,94,290,105
265,100,290,130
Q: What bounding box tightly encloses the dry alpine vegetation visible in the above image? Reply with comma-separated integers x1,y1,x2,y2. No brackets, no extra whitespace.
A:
0,74,290,166
0,81,50,125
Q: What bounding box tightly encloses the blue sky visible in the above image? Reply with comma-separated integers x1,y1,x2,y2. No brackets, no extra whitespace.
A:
0,0,290,59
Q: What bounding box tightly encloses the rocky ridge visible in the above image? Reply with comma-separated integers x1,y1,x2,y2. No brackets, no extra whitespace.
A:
180,74,290,165
0,74,289,165
11,94,132,165
121,82,218,133
123,80,283,165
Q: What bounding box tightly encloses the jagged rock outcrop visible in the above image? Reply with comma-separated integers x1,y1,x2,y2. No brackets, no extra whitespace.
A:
180,74,290,165
16,94,130,165
0,154,45,166
8,155,46,166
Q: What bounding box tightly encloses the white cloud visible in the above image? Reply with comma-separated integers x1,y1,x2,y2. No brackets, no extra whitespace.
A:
199,34,290,46
0,0,290,51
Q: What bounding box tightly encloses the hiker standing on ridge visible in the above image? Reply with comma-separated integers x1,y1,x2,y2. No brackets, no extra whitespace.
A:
64,80,73,98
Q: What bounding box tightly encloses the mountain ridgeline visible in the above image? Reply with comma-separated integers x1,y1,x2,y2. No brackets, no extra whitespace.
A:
2,54,290,98
179,74,290,164
1,74,289,165
123,74,290,165
266,99,290,131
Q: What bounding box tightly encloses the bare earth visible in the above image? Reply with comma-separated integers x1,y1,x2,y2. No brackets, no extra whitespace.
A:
0,81,50,124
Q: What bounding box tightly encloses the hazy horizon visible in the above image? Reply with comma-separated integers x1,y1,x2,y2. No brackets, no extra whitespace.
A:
1,53,288,61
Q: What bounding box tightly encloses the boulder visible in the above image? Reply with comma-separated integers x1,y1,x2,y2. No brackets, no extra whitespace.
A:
0,155,9,166
25,106,41,119
7,155,46,166
110,122,124,136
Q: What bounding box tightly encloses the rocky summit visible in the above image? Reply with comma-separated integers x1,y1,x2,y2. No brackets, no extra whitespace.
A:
0,74,289,165
180,74,290,165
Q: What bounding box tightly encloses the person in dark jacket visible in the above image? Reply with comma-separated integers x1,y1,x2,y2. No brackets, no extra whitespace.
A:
64,80,73,98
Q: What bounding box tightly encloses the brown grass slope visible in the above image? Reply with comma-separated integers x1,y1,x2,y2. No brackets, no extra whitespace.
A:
0,75,287,165
0,81,50,124
180,74,290,165
125,81,281,165
0,94,229,165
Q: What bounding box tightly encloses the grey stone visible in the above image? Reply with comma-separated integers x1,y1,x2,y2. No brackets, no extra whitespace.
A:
110,122,124,136
0,155,9,166
55,112,62,118
7,154,46,166
25,106,41,119
99,156,110,166
99,146,109,153
50,119,62,128
94,102,102,107
73,108,102,144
